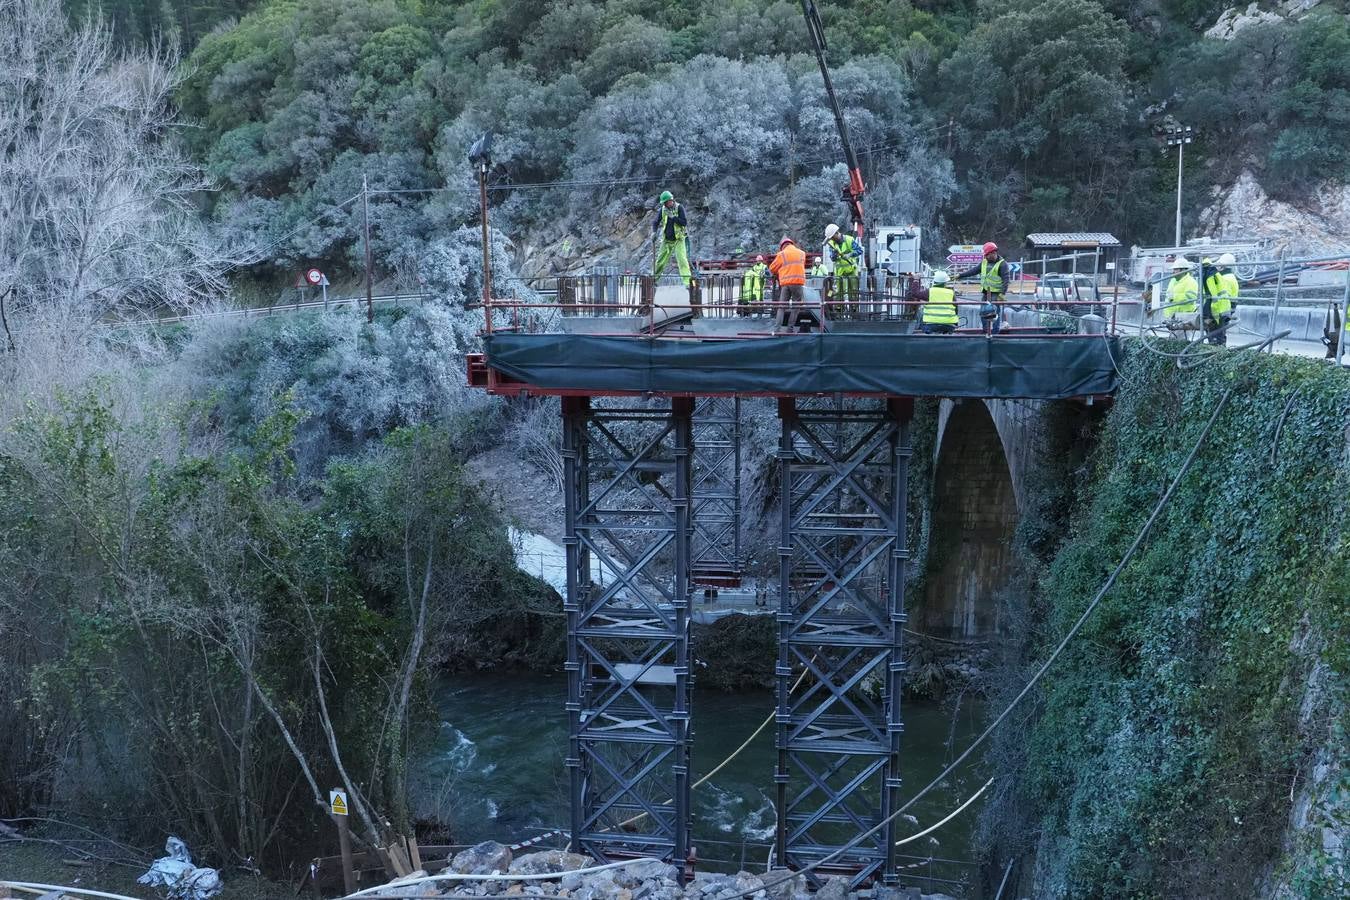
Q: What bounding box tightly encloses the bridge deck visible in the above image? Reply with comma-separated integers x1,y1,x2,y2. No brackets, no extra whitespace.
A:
470,333,1119,400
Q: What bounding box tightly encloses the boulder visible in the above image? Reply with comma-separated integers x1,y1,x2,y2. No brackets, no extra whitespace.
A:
761,868,803,899
1206,4,1282,40
815,876,851,900
450,841,514,875
508,849,596,875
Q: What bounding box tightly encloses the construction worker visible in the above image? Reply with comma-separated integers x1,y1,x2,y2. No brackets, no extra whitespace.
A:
956,242,1008,335
1202,252,1239,345
740,255,769,315
652,190,691,285
1164,256,1199,324
921,271,959,334
825,223,864,308
769,236,808,330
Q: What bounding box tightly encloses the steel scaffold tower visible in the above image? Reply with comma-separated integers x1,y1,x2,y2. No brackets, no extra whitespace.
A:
691,397,742,585
562,398,693,869
773,397,912,886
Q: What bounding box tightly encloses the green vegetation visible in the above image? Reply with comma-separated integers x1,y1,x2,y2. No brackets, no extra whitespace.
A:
145,0,1350,284
0,307,562,868
984,346,1350,896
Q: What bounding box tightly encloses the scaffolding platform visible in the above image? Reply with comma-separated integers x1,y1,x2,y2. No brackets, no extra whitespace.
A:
469,332,1118,400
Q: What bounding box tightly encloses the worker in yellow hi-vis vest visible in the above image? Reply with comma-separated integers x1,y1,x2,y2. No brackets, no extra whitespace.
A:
921,271,959,334
652,190,691,286
1202,252,1239,345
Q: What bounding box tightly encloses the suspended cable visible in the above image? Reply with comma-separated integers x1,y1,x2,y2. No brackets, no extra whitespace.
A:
726,381,1239,897
893,777,994,848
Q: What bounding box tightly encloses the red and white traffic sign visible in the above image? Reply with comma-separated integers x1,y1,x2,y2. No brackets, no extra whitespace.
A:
305,268,324,285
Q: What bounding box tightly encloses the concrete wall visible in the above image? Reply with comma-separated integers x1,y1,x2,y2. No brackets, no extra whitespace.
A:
916,400,1023,640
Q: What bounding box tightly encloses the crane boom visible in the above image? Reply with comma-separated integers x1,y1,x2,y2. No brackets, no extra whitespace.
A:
800,1,866,245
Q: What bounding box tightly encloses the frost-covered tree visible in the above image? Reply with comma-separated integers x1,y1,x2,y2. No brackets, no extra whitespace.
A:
0,0,225,348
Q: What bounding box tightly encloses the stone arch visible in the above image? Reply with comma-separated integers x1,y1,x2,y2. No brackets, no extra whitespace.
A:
917,400,1020,640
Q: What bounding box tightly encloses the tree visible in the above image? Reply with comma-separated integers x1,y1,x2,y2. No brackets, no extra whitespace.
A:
938,0,1134,233
0,0,225,349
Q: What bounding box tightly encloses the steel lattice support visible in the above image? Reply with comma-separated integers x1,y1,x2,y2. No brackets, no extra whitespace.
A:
773,397,912,887
691,397,742,585
562,397,693,870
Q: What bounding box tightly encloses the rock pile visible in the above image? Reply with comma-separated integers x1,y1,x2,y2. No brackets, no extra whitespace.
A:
370,843,957,900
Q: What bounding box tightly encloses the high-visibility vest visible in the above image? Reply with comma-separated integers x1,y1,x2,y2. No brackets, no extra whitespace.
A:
810,263,827,277
922,286,959,325
829,234,863,276
1166,273,1198,316
770,245,806,286
1205,271,1238,317
658,204,687,242
740,263,768,302
980,258,1006,294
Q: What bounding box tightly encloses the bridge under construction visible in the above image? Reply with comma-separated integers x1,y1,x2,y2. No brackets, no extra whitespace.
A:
467,275,1120,888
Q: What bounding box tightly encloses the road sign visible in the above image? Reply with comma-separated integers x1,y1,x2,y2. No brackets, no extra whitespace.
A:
329,789,348,816
947,253,982,265
306,268,324,286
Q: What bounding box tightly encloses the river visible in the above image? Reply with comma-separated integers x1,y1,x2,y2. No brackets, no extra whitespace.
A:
416,673,987,894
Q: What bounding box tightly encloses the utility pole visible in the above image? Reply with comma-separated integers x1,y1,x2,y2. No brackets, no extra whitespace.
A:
1164,125,1193,247
468,133,495,308
362,174,374,323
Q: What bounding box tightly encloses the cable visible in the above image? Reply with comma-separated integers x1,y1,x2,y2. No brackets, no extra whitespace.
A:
893,777,994,848
0,882,142,900
338,857,663,900
732,381,1238,897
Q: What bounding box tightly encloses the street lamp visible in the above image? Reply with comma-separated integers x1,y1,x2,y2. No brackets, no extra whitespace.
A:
1163,125,1194,247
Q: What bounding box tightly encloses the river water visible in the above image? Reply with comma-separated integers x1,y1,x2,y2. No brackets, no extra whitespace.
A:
417,674,986,893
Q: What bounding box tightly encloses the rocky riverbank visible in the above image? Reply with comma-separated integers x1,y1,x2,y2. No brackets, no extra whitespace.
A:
374,844,957,900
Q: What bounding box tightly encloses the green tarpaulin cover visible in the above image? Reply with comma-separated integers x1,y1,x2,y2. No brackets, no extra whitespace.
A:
485,333,1118,399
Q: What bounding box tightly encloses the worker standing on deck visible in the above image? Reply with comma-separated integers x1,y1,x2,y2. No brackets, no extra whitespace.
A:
740,255,769,315
1164,256,1199,324
956,242,1008,335
1202,253,1239,345
921,271,959,334
652,191,692,286
769,236,808,329
825,223,864,309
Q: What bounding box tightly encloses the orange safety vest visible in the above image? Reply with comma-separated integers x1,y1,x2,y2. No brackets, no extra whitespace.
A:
770,244,806,286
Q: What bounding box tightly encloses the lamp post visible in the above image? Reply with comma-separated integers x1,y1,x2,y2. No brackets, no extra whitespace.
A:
1164,125,1194,247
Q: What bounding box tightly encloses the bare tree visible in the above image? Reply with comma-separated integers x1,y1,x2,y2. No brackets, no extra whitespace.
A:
0,0,226,353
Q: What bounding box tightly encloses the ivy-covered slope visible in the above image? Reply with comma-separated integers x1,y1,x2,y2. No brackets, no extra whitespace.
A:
995,347,1349,897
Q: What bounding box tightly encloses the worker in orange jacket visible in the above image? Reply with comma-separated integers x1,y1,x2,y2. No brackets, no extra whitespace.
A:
769,236,808,329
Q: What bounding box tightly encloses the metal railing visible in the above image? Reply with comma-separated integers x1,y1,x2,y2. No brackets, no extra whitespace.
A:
1121,251,1350,362
483,270,1119,338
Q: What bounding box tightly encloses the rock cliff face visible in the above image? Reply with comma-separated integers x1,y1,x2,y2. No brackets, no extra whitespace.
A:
1206,0,1325,40
1200,171,1350,256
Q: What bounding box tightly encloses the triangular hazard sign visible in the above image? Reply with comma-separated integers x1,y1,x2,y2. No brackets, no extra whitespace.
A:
330,792,348,816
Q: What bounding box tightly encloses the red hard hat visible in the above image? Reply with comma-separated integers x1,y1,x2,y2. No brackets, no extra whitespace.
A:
983,241,998,255
755,254,765,262
779,236,795,248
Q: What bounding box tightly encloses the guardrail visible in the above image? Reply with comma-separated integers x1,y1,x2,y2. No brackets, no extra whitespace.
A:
102,292,429,328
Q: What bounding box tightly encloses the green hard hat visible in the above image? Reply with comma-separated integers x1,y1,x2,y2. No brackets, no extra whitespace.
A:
659,190,674,203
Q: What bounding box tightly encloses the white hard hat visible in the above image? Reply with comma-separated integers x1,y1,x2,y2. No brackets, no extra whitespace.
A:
1217,252,1236,266
1171,256,1191,269
932,270,950,285
824,223,840,240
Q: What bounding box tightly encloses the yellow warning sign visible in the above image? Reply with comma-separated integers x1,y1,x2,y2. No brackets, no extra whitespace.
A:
329,789,348,816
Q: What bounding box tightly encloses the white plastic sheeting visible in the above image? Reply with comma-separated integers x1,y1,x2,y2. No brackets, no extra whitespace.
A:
137,837,222,900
